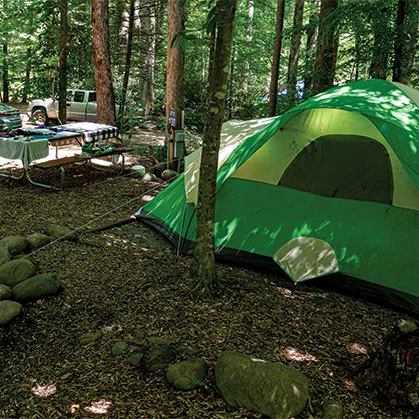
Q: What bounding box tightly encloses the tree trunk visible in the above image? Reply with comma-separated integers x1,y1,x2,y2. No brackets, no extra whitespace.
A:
303,9,319,95
139,0,156,116
312,0,339,94
392,0,419,84
190,0,236,294
2,42,9,103
165,0,185,166
357,320,419,410
92,0,116,125
119,0,135,122
22,48,32,104
286,0,305,102
369,4,393,80
58,0,68,124
268,0,286,117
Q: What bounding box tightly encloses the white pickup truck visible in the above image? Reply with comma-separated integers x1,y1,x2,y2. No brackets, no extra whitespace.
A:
29,90,99,125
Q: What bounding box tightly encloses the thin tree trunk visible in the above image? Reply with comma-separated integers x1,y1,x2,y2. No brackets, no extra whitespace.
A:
268,0,286,117
92,0,116,125
2,43,9,103
58,0,68,124
392,0,419,84
140,0,156,116
119,0,135,121
191,0,236,294
286,0,305,102
312,0,339,94
303,9,319,95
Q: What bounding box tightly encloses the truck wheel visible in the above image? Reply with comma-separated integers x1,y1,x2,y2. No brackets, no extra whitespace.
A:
31,108,49,125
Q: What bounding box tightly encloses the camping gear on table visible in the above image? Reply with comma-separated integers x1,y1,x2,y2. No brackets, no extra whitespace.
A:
136,79,419,315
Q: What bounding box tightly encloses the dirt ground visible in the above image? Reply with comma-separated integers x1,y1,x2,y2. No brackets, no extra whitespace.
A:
0,122,416,418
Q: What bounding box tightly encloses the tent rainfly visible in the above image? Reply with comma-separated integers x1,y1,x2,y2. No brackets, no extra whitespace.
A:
136,79,419,315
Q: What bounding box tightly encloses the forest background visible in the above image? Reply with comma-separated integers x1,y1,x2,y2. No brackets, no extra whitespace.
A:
1,0,418,132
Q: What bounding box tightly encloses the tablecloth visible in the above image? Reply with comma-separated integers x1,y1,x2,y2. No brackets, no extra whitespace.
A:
0,137,49,168
50,122,120,143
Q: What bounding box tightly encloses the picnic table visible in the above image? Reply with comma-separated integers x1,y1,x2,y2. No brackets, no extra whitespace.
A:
0,122,132,190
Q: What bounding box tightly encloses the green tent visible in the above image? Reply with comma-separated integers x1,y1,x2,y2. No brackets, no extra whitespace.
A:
136,79,419,314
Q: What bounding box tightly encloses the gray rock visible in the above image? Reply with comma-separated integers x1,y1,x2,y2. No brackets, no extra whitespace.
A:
0,236,29,255
130,165,146,177
26,233,51,250
215,351,309,419
322,399,343,419
142,346,177,372
0,244,10,266
11,273,61,301
0,300,22,325
397,319,418,334
127,347,148,366
142,172,158,182
0,284,11,300
161,169,179,181
45,224,78,241
112,341,130,356
79,331,103,345
0,259,37,287
166,357,208,391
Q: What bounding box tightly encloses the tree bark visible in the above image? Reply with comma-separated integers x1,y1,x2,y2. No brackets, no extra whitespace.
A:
268,0,286,117
119,0,135,122
165,0,185,166
58,0,68,124
392,0,419,84
286,0,305,102
190,0,236,294
92,0,116,125
312,0,339,94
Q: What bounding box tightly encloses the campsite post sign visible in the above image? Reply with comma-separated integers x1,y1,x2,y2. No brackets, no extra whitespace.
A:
167,109,185,170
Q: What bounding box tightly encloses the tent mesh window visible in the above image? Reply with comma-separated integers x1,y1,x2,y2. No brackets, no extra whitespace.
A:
278,134,394,204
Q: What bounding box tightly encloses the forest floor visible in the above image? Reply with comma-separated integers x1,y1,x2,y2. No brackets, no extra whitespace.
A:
0,120,416,418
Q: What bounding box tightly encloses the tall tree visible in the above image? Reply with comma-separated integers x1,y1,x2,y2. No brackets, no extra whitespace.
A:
119,0,135,121
286,0,305,102
369,1,394,80
392,0,419,84
165,0,185,165
268,0,286,117
92,0,116,125
58,0,68,124
312,0,339,94
190,0,237,294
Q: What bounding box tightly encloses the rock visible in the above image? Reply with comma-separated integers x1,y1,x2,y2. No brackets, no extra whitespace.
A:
0,259,37,287
26,233,51,250
127,347,148,366
79,331,103,345
215,351,309,419
44,224,78,241
142,172,158,182
148,336,174,345
0,284,11,300
0,300,22,325
0,244,10,266
112,341,130,356
142,346,177,372
152,162,167,177
11,273,61,301
179,344,201,356
166,357,208,391
161,169,179,181
322,399,343,419
397,319,418,334
0,236,29,255
130,165,146,177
